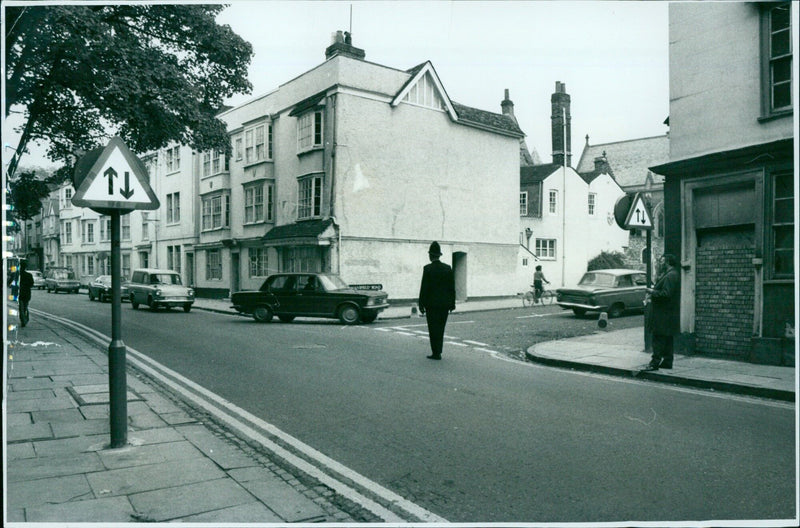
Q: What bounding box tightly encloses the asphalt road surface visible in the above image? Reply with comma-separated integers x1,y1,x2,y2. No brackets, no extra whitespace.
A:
29,290,797,523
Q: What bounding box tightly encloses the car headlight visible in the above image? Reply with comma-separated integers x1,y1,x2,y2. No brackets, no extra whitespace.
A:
155,289,163,297
187,288,194,297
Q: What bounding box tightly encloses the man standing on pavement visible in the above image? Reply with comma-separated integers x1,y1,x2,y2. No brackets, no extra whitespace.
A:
644,253,680,370
17,260,34,327
418,241,456,360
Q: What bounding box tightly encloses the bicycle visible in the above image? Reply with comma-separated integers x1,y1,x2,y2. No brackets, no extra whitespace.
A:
522,285,556,307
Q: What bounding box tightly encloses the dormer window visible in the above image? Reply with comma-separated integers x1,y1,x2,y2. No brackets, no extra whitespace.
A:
401,71,445,111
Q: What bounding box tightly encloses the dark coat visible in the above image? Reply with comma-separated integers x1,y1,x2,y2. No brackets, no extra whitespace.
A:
18,270,34,302
418,260,456,312
649,265,680,336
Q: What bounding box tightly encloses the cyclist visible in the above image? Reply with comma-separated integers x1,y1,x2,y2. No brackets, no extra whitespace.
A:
533,265,550,302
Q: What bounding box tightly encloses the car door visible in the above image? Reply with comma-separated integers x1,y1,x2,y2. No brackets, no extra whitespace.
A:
268,275,298,314
295,275,328,316
614,274,639,308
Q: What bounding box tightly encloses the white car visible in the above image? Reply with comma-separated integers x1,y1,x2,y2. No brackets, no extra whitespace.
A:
128,268,194,312
30,270,46,289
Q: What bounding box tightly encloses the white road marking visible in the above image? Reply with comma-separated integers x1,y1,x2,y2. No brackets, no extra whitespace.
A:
445,342,468,347
516,312,566,319
463,340,488,347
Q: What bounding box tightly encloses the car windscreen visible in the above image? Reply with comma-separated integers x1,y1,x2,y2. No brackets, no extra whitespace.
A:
52,270,75,280
578,272,615,287
318,274,349,291
152,273,182,285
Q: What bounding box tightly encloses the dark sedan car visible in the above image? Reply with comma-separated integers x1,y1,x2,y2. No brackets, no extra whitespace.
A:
231,272,389,324
87,275,130,302
556,268,648,318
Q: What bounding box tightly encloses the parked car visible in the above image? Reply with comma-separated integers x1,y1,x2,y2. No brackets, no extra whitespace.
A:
30,270,46,290
231,273,389,324
87,275,130,302
556,268,648,318
44,267,81,294
128,268,194,312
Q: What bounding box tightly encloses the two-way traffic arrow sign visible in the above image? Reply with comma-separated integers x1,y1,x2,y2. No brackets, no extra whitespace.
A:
623,192,653,230
72,136,159,212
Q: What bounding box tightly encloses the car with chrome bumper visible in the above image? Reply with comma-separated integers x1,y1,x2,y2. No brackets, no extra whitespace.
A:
231,273,389,324
556,268,648,318
87,275,130,302
44,267,81,293
128,268,194,312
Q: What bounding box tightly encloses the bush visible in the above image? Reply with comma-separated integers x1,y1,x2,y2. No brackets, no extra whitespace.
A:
587,251,627,271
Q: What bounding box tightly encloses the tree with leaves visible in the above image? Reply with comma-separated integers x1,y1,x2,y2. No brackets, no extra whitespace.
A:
4,3,253,179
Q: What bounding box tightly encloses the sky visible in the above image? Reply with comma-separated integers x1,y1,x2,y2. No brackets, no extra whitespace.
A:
4,0,670,170
216,0,670,164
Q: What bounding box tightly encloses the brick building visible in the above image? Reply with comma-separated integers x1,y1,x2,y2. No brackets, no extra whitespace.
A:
651,2,795,364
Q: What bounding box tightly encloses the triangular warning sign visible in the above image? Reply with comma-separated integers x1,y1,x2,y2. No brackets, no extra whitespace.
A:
624,193,653,229
72,137,159,211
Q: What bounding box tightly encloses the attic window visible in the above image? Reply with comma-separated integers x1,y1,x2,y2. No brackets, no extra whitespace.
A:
402,72,445,111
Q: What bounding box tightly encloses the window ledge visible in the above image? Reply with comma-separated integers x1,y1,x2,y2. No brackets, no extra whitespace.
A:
758,109,793,123
243,159,271,169
297,146,323,157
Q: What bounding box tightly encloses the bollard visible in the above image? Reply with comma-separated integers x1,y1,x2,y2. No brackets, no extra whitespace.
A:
598,312,608,329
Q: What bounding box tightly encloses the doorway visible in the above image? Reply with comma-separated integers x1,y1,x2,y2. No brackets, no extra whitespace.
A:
186,253,194,287
231,252,240,295
452,251,467,302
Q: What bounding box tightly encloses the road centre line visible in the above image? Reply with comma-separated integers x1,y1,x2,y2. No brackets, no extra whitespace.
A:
463,340,488,346
516,312,565,319
32,309,447,523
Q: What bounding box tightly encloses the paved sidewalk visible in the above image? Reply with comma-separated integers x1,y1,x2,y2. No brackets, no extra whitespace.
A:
4,313,377,524
526,327,796,401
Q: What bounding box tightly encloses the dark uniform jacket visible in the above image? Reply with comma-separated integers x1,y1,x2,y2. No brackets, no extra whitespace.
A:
649,265,680,336
418,260,456,312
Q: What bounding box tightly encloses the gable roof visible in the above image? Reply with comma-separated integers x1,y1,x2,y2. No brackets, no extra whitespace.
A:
576,135,669,188
392,61,458,120
520,163,560,184
392,61,524,139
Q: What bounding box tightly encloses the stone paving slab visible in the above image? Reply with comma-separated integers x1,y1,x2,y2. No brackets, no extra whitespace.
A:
239,477,328,522
32,434,109,457
177,424,258,470
24,495,136,523
86,457,225,497
178,501,285,523
51,417,110,438
7,452,105,483
128,478,256,522
6,421,53,443
6,474,93,510
97,439,204,470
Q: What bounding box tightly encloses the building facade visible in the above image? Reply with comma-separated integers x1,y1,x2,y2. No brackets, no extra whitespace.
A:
517,82,629,291
577,134,670,272
652,2,795,364
194,32,524,301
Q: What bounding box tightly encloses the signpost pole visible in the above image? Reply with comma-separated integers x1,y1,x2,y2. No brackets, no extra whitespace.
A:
644,227,653,353
108,210,127,448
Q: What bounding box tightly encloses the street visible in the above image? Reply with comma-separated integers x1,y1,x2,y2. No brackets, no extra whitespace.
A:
27,291,796,523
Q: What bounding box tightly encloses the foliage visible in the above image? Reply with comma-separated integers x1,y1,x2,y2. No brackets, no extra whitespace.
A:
5,4,253,173
8,170,52,221
587,250,627,271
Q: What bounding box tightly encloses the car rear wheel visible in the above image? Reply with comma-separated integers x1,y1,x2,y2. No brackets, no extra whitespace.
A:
572,308,587,317
253,305,273,323
88,290,95,301
608,303,625,318
131,299,139,309
278,315,295,323
183,304,191,313
338,304,360,325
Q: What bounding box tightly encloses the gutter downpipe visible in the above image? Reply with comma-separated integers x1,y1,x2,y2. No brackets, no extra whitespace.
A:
328,92,342,274
561,107,567,287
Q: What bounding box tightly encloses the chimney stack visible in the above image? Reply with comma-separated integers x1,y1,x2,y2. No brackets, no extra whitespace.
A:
551,81,572,167
501,88,515,118
325,30,366,60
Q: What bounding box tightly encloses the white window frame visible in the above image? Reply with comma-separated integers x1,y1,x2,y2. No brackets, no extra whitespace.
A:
249,247,269,278
298,174,323,219
206,249,222,280
100,216,111,242
588,193,596,216
520,191,528,216
245,123,271,165
201,194,229,231
166,145,180,173
535,238,557,260
166,192,180,224
297,111,323,153
121,214,131,241
244,184,264,224
549,190,558,215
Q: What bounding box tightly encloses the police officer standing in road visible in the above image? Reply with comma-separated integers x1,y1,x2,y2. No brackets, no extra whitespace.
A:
418,241,456,360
